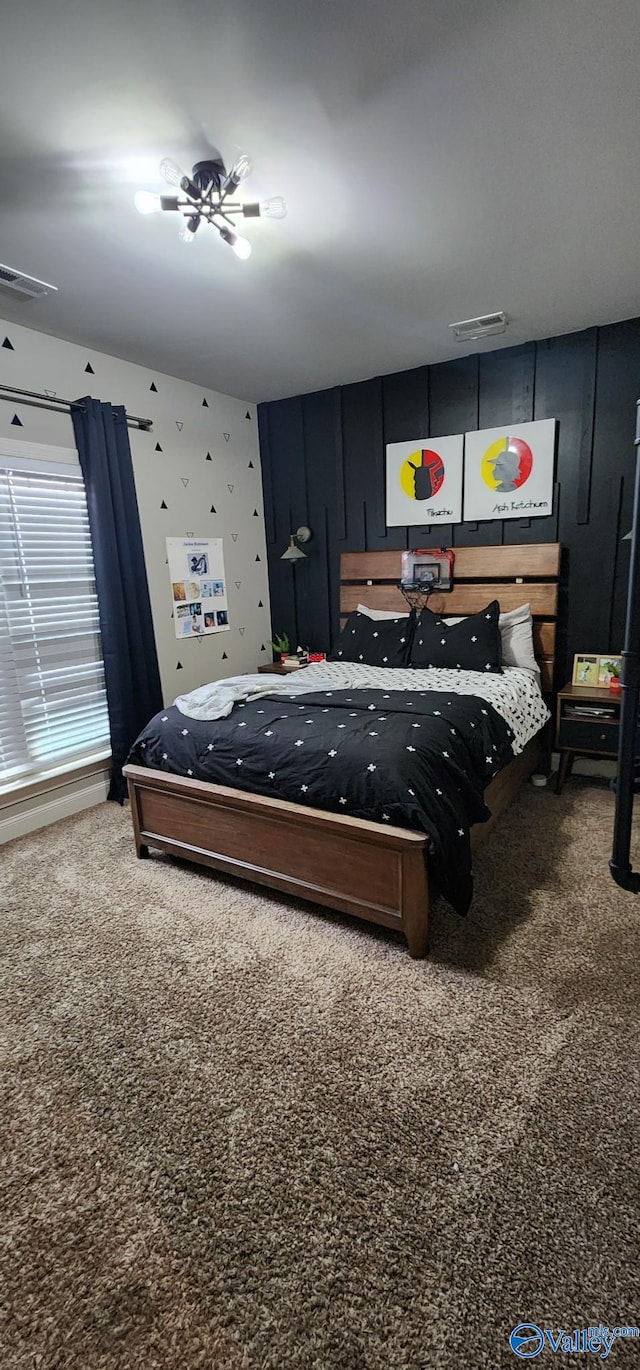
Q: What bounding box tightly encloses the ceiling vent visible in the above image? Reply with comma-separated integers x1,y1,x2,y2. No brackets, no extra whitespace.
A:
449,311,508,342
0,264,58,304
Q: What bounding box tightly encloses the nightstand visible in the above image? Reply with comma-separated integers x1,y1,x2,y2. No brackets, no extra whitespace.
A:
257,662,309,675
555,682,621,794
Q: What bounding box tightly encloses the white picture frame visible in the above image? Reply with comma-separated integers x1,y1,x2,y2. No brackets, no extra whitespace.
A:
386,434,463,527
463,417,556,523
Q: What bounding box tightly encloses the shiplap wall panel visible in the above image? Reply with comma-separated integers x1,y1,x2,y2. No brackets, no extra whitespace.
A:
301,389,339,650
259,318,640,684
382,367,428,552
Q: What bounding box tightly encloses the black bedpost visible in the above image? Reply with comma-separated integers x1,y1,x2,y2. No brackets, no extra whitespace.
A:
610,398,640,893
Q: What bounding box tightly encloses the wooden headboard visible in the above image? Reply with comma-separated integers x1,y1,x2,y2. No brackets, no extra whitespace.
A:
339,543,561,694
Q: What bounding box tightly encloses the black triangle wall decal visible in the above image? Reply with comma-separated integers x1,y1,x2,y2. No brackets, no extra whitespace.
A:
253,509,259,517
260,643,266,651
150,382,158,392
239,627,245,635
176,661,183,669
181,477,189,487
210,504,216,513
160,500,168,509
205,452,212,461
255,554,261,562
258,600,263,607
2,336,14,350
155,442,163,452
176,421,184,431
223,433,230,442
228,484,234,493
222,652,228,660
11,413,23,426
245,411,251,419
231,533,238,541
202,397,209,407
235,580,241,589
85,362,95,374
248,460,254,469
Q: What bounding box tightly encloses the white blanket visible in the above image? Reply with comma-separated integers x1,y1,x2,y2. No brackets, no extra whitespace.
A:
174,661,549,753
173,671,335,721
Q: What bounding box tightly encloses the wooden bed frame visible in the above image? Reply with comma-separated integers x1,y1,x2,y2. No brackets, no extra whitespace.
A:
123,543,560,958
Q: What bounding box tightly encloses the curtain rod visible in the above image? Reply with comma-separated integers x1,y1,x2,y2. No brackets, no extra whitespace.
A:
0,384,153,432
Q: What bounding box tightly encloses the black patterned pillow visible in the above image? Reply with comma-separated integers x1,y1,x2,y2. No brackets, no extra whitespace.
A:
410,600,502,672
329,611,414,667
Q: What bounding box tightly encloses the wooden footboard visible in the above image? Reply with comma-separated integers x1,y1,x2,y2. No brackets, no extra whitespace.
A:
123,732,547,960
123,764,431,957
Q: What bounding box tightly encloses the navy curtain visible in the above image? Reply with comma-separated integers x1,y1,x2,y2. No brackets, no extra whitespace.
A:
72,397,163,802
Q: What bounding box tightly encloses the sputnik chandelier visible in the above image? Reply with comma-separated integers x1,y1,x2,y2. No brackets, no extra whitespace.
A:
134,150,286,259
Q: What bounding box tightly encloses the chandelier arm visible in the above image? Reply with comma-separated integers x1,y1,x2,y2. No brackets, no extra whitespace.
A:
216,183,237,214
210,209,237,230
165,197,202,213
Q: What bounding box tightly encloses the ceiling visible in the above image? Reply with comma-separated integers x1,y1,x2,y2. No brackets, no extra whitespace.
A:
1,0,639,403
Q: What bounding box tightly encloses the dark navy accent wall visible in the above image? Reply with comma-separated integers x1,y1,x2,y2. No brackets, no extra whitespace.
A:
259,318,640,686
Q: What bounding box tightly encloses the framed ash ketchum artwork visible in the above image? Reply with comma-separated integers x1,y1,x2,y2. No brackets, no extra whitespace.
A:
463,417,557,523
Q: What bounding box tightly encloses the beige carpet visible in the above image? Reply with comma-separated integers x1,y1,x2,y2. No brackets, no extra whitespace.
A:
2,779,640,1369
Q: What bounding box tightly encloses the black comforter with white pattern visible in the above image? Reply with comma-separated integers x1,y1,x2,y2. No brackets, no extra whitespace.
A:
127,688,516,914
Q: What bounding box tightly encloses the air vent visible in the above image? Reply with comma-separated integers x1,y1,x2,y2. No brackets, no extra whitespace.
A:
449,311,508,342
0,264,58,304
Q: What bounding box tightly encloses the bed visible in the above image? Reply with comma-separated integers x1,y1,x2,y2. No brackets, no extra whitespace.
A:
123,543,560,957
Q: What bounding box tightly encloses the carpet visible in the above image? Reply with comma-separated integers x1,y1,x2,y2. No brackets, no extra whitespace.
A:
2,779,639,1369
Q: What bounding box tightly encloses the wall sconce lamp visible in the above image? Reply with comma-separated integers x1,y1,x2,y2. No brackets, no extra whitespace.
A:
281,525,312,561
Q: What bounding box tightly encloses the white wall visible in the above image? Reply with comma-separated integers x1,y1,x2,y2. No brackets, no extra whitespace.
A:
0,317,273,839
0,318,272,699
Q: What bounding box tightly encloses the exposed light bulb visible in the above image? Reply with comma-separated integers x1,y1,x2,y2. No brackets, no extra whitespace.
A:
160,157,187,187
229,154,252,184
180,214,201,244
231,233,252,259
223,154,253,195
259,196,287,220
134,190,162,214
218,225,252,259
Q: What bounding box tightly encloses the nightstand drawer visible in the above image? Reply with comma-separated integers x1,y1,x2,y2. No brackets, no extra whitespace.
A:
558,718,619,753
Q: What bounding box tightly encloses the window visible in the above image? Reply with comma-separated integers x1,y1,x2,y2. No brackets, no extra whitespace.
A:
0,456,110,790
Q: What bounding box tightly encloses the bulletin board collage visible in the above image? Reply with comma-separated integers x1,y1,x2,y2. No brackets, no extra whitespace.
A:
167,537,230,639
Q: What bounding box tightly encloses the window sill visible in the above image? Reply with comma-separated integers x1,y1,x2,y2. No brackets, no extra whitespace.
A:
0,750,111,809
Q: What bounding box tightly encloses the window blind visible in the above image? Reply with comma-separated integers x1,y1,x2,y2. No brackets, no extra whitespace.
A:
0,462,110,788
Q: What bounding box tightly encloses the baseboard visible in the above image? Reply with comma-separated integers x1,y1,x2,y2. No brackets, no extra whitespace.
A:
0,776,109,844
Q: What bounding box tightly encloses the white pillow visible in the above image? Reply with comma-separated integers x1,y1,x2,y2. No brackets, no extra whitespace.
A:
357,602,409,620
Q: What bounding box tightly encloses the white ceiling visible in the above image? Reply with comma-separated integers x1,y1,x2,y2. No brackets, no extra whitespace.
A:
1,0,639,402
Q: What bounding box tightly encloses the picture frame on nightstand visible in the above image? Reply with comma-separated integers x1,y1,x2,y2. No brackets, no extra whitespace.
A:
597,655,622,687
572,654,599,686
